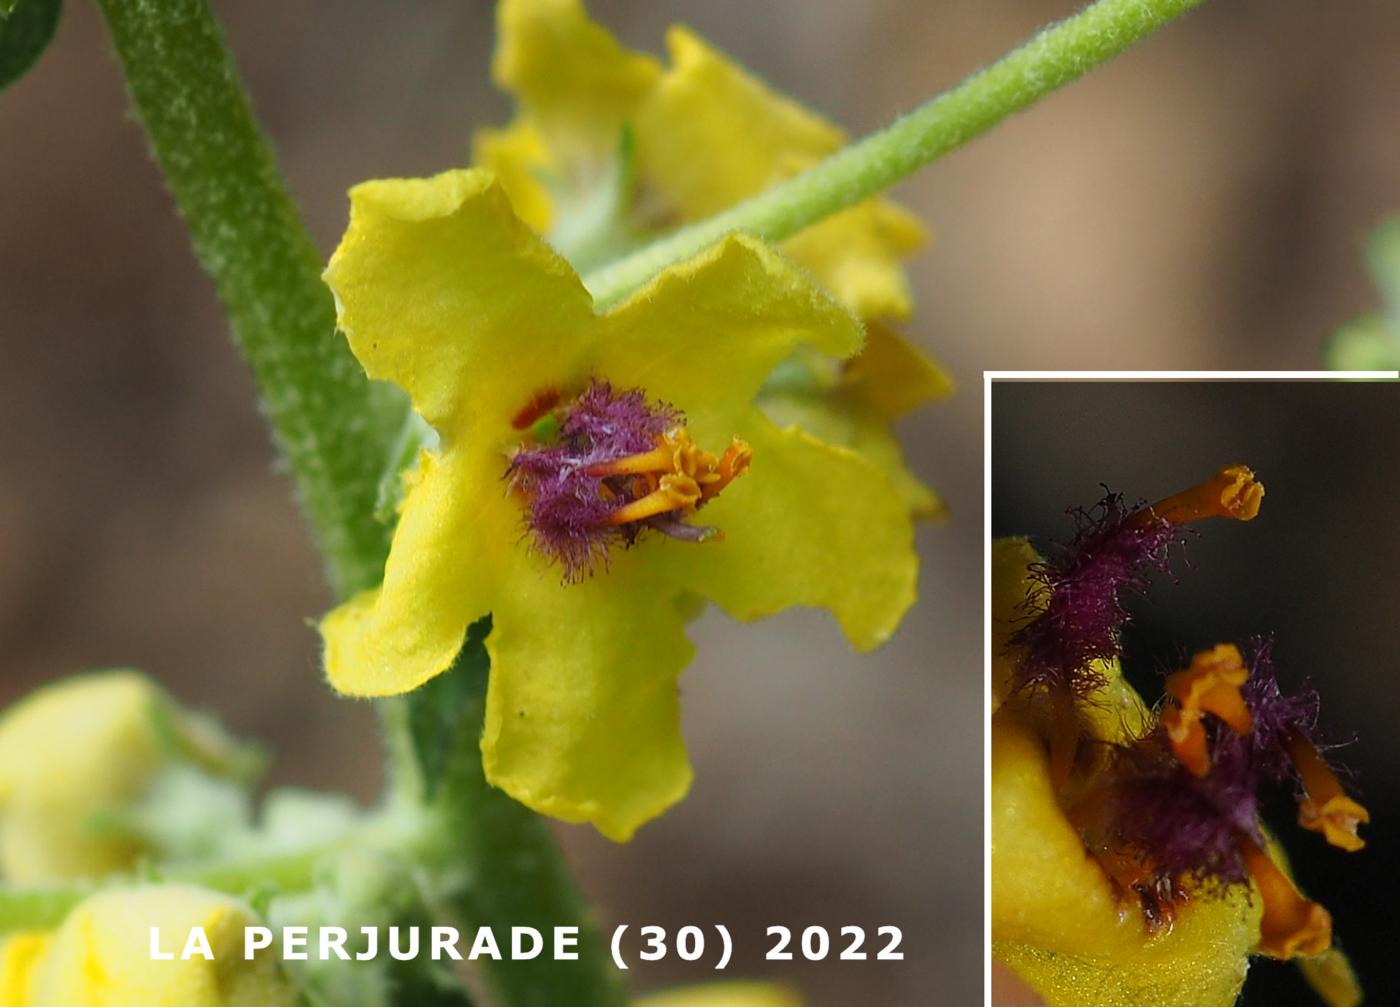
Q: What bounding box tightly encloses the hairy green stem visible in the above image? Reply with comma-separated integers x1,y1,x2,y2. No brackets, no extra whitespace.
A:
90,5,619,1006
582,0,1208,308
94,0,399,599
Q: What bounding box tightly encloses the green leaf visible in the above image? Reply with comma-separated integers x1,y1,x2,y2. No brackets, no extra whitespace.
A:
405,618,492,798
0,0,61,91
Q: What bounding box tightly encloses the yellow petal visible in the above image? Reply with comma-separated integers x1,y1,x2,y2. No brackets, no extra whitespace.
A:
321,447,508,697
634,28,923,319
472,119,556,235
597,234,863,445
29,884,297,1007
758,387,943,519
493,0,659,168
992,709,1260,1007
991,538,1043,711
481,552,693,842
781,205,925,321
635,28,839,218
636,982,804,1007
652,418,916,652
845,323,953,420
324,169,594,431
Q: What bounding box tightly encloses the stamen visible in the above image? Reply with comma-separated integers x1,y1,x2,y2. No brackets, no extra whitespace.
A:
606,474,703,525
508,381,751,579
1162,644,1254,777
701,438,753,500
1287,736,1370,852
588,429,751,526
1239,837,1332,959
1134,465,1264,528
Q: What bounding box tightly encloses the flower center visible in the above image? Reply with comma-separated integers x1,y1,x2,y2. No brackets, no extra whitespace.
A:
507,380,751,581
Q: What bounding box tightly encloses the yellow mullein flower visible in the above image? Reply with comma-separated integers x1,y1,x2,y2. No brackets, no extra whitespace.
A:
637,982,802,1007
319,169,916,841
476,0,950,516
8,884,296,1007
991,470,1363,1007
0,671,255,883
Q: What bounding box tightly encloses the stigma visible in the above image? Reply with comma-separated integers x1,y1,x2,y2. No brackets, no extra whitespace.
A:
507,380,751,580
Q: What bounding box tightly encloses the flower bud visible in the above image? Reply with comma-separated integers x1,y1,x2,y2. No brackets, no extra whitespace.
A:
17,884,296,1007
0,671,258,882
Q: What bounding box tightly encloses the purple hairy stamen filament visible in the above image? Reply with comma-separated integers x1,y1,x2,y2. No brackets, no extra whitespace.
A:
508,380,685,581
1009,492,1184,698
1101,642,1342,889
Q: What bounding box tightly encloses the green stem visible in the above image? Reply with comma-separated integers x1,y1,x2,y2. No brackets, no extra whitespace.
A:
582,0,1208,308
94,0,400,599
422,646,627,1007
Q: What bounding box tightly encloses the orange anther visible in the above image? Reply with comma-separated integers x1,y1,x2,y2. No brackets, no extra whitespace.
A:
1135,465,1264,528
1287,736,1370,852
606,474,702,526
589,428,750,526
1163,644,1253,777
1239,837,1332,959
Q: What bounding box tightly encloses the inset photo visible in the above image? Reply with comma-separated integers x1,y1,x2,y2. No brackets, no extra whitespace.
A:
989,379,1396,1007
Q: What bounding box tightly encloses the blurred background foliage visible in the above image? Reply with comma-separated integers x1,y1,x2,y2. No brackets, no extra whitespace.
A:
1,1,1399,1004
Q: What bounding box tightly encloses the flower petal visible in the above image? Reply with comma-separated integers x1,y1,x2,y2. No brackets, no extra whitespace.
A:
597,234,863,444
481,555,693,842
322,447,508,696
635,28,924,319
759,387,942,519
652,417,916,652
493,0,659,166
325,169,594,431
473,119,556,234
992,708,1260,1007
846,323,954,420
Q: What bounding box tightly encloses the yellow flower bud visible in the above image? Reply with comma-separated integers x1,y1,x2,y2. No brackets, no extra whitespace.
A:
0,671,254,882
13,884,296,1007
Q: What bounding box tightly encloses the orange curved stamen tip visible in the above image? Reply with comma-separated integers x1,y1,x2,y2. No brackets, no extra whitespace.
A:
1144,465,1265,526
702,438,752,501
1163,644,1253,776
1240,837,1333,959
594,429,751,527
1288,735,1370,852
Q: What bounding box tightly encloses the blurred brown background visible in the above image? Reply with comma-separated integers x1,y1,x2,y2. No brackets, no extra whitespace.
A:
2,1,1398,1004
